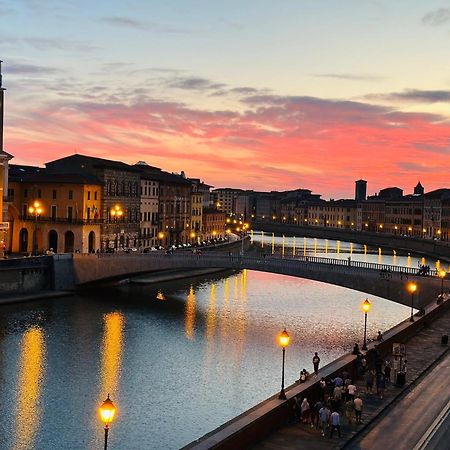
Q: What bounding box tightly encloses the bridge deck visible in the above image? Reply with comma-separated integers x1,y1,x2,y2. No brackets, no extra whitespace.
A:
69,252,447,308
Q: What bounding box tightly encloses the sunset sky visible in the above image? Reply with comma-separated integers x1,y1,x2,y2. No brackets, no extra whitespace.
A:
1,0,450,198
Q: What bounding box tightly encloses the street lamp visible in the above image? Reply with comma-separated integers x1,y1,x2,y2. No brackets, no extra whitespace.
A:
439,270,446,298
361,298,371,351
277,328,290,400
110,205,123,250
407,282,417,322
99,394,117,450
28,200,43,255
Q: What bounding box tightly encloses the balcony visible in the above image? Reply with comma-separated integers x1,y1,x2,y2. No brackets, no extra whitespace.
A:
18,215,103,225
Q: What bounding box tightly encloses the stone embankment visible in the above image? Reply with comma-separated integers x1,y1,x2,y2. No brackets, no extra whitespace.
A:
183,297,450,450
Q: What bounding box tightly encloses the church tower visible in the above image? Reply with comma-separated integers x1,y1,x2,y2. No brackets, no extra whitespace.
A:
414,181,424,196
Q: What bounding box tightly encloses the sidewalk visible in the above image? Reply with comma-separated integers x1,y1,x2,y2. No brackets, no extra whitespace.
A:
252,307,450,450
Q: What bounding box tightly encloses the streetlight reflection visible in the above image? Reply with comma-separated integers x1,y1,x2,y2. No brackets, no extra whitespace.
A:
13,327,46,450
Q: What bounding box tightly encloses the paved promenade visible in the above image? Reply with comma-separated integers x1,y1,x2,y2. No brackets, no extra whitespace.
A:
252,307,450,450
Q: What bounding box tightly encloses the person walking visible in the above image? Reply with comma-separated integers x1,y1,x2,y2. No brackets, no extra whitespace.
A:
354,395,363,424
377,372,386,399
313,400,323,429
329,410,341,438
365,370,374,394
319,404,331,437
300,398,310,424
347,382,357,401
313,352,321,375
345,398,354,425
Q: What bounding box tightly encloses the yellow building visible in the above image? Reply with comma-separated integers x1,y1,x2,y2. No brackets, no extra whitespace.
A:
8,166,102,254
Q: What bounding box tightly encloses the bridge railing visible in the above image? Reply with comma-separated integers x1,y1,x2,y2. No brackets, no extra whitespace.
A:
89,250,439,277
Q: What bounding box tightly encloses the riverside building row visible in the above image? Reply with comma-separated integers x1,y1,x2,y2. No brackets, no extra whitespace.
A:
5,154,223,254
213,181,450,242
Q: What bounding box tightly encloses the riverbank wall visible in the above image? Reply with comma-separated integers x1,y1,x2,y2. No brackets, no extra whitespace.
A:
0,256,53,297
253,222,450,261
183,297,450,450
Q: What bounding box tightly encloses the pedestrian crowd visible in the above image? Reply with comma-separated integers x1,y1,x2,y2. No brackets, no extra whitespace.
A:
290,346,393,439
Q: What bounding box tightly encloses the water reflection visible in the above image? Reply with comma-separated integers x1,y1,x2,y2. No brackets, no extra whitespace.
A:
185,286,196,340
205,284,217,343
100,312,125,401
13,327,45,450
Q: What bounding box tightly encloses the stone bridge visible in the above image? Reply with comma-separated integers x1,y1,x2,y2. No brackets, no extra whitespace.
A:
53,252,447,309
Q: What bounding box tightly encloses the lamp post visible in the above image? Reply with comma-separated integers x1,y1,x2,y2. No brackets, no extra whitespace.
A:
407,282,417,322
110,205,123,250
28,201,43,255
99,394,117,450
277,328,290,400
439,270,446,297
361,298,371,351
158,231,165,248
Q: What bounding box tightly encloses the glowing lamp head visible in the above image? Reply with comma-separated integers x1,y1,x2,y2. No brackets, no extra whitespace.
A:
99,394,116,424
278,328,290,348
407,282,417,294
190,232,196,238
158,232,164,240
28,206,34,214
361,298,371,313
439,270,446,279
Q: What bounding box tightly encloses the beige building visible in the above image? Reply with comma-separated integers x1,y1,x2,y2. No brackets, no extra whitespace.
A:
307,200,357,229
202,208,226,239
136,163,159,249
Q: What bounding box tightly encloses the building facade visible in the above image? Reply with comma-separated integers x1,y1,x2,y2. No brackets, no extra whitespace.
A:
8,166,102,253
202,208,226,239
46,155,140,251
136,163,159,250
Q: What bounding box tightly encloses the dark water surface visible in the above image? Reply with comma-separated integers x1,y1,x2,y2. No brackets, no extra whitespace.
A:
0,268,410,450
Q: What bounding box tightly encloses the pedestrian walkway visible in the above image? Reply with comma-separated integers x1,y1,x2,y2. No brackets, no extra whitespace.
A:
252,307,450,450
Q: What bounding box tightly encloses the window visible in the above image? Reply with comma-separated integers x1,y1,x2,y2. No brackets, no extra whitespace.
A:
68,190,73,200
23,204,28,219
94,191,98,200
87,191,91,200
67,206,73,222
24,189,28,198
52,190,57,199
51,205,57,221
38,189,42,198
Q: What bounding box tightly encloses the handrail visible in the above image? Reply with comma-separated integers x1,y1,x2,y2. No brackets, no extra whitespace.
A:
89,251,439,276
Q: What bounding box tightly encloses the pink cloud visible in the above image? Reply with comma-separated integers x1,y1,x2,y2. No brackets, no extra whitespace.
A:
5,92,450,198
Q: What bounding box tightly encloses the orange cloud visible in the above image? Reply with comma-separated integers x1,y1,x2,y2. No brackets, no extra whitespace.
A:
6,92,450,198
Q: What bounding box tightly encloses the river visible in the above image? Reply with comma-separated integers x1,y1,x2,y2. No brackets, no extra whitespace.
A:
0,239,418,449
